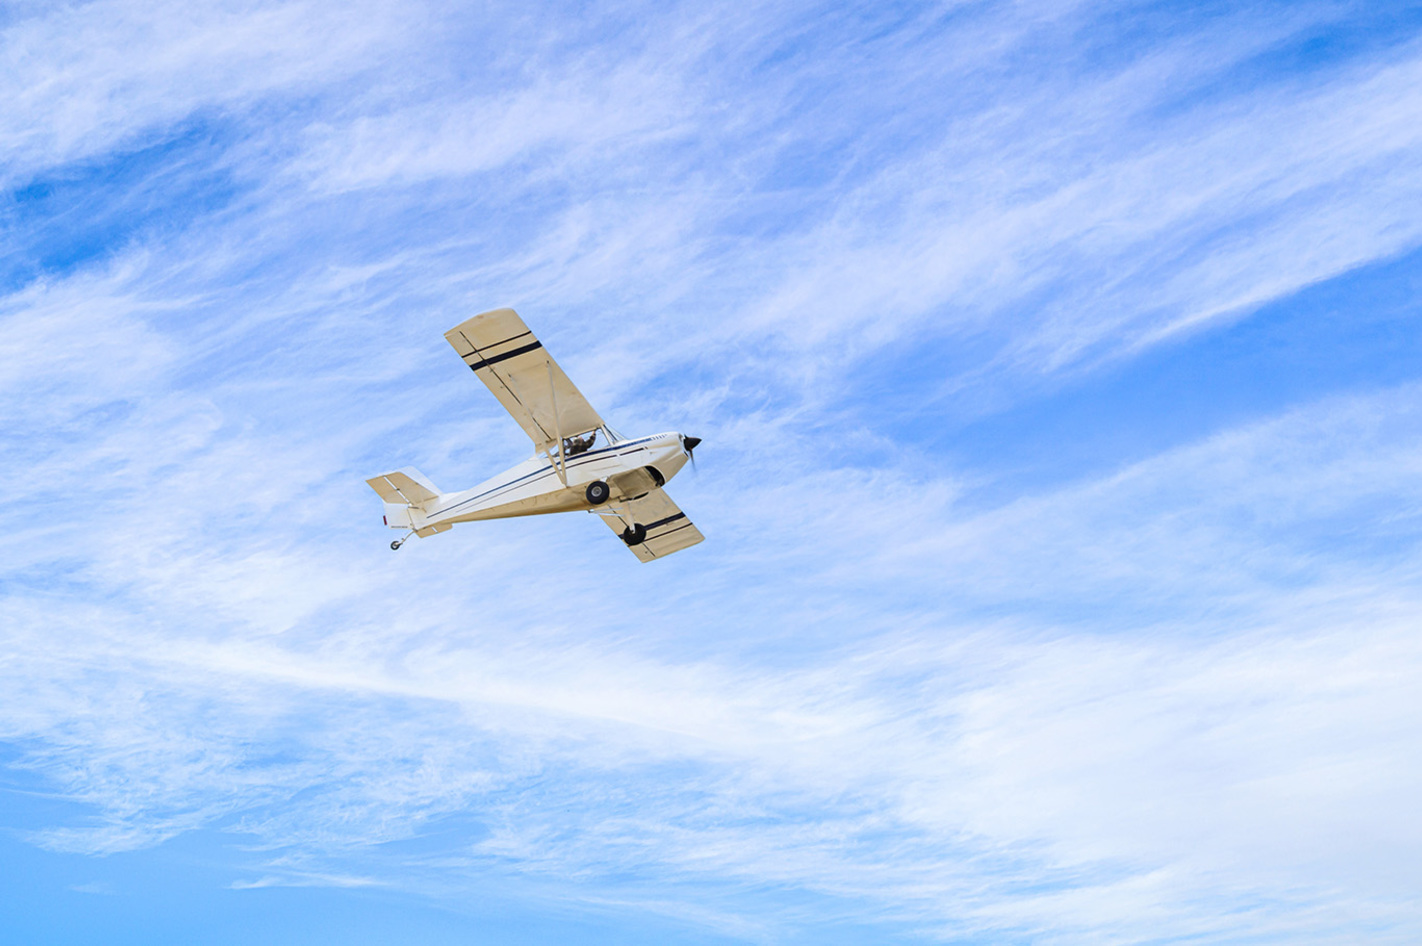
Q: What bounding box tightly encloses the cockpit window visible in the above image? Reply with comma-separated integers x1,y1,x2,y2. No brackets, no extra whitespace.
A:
564,429,597,456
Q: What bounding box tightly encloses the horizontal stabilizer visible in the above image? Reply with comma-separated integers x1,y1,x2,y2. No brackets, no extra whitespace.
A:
366,467,440,506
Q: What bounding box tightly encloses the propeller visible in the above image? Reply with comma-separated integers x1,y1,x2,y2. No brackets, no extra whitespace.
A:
681,435,701,472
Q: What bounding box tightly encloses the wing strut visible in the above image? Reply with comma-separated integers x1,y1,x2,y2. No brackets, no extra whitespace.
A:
547,360,568,487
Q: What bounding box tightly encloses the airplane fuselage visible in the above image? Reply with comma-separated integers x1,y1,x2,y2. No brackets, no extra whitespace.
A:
393,432,690,535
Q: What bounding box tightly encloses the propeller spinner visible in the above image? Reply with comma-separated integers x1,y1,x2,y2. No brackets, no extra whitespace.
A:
681,435,701,470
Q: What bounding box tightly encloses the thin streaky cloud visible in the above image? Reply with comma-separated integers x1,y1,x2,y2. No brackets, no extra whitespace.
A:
5,377,1422,938
3,1,1422,943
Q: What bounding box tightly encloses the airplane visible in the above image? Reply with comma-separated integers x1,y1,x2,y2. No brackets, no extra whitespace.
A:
366,307,704,562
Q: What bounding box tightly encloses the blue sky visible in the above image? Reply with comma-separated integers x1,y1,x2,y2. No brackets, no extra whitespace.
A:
3,1,1422,942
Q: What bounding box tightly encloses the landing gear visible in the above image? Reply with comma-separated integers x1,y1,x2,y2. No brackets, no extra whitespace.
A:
586,480,611,505
620,523,648,546
391,539,404,550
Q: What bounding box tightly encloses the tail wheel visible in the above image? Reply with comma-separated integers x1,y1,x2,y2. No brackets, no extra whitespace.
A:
620,523,648,546
586,480,611,505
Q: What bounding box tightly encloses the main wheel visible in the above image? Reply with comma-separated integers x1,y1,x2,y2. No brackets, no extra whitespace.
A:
620,523,648,546
586,480,611,505
390,540,402,551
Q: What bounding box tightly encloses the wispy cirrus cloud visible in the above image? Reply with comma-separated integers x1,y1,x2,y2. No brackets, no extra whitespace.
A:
0,0,408,184
4,375,1422,940
3,0,1422,943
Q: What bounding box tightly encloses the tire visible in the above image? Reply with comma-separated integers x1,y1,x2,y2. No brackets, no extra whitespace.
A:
621,523,648,546
585,480,611,505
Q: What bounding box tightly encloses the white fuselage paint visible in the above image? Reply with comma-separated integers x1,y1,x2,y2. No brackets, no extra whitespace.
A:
399,432,690,534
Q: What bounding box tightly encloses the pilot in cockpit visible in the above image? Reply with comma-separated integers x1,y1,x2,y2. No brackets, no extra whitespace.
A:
564,430,597,457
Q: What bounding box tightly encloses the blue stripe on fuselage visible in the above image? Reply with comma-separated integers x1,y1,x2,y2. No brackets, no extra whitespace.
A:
430,434,668,517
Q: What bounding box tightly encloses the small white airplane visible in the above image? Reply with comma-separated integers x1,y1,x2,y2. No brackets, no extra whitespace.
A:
367,308,704,562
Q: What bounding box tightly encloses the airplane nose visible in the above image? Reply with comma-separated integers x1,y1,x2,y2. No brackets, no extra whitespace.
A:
682,436,701,452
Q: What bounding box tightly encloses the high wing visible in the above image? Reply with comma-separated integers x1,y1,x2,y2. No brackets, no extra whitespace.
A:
444,308,603,451
602,489,704,562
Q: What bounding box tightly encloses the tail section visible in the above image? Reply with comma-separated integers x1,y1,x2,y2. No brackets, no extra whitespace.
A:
367,468,450,539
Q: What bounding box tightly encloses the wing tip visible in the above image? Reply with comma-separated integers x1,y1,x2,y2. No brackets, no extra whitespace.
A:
444,307,523,341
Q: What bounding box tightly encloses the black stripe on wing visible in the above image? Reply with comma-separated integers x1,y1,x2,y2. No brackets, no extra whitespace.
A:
643,512,687,533
465,339,543,371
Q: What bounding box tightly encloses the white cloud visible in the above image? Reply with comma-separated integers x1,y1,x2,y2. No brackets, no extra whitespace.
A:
0,0,407,184
4,373,1421,938
731,34,1422,385
4,1,1422,942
